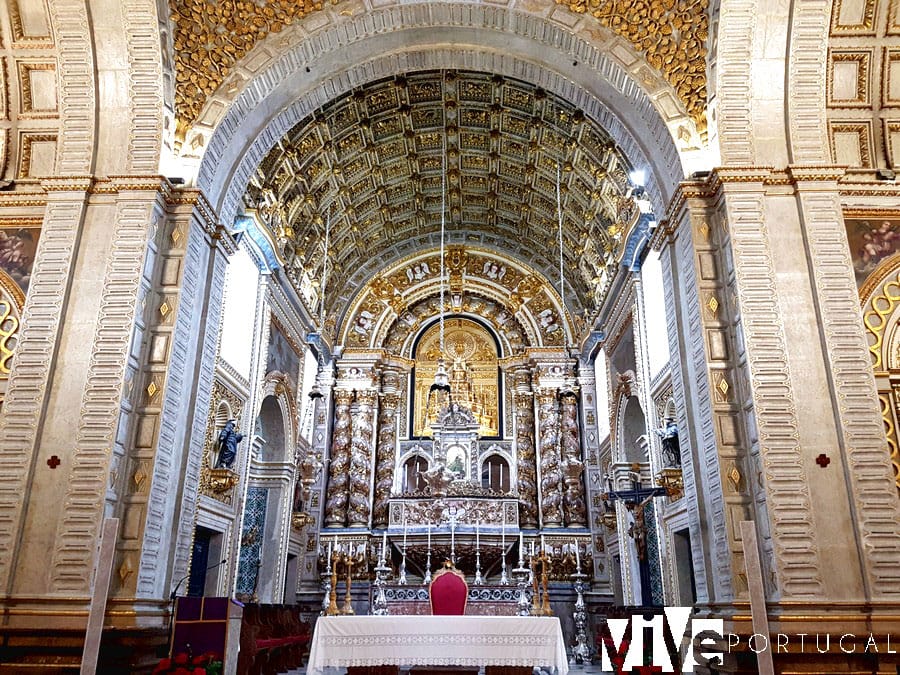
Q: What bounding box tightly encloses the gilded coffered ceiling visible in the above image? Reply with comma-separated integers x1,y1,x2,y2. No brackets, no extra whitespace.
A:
168,0,709,134
243,70,637,323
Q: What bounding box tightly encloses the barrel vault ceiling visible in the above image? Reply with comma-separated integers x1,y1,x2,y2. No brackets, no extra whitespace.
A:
242,70,639,325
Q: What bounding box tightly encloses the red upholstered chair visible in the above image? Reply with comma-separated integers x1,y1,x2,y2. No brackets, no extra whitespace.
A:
429,562,468,615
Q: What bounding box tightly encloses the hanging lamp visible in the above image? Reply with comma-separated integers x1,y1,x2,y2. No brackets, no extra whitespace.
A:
308,205,331,401
429,131,451,398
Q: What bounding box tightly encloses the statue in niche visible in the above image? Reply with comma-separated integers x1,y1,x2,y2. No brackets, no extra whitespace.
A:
655,417,681,467
215,419,244,469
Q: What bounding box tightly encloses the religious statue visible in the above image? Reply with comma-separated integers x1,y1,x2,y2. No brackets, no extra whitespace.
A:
421,463,454,497
442,401,476,426
655,417,681,467
215,419,243,469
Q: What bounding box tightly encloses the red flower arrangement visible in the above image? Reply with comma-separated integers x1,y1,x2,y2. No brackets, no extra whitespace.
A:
152,651,222,675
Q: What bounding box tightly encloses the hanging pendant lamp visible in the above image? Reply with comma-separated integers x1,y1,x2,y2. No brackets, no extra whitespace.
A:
429,127,451,398
308,204,331,401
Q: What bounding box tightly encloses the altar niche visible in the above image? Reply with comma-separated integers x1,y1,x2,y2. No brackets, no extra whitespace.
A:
412,317,502,439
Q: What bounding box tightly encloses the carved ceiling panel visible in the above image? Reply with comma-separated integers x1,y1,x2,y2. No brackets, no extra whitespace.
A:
168,0,709,133
245,70,636,321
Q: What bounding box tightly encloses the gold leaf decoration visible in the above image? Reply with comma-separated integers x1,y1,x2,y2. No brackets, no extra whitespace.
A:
170,0,324,134
556,0,709,131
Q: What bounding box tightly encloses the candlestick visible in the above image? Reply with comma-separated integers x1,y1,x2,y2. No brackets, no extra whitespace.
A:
541,534,546,553
501,509,506,550
427,522,431,550
381,531,387,562
403,514,407,550
327,540,332,567
530,540,535,558
476,520,480,550
574,538,581,569
519,531,524,565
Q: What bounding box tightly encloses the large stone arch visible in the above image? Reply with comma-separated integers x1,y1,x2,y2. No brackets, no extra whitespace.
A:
715,0,833,166
189,4,687,224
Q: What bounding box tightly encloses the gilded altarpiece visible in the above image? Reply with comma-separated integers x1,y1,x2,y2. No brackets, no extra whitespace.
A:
413,318,500,438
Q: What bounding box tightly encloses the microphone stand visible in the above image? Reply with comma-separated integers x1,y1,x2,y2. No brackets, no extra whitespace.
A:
168,558,227,658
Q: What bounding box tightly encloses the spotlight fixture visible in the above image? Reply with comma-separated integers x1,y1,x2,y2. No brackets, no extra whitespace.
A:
308,383,324,400
167,176,185,185
875,168,896,182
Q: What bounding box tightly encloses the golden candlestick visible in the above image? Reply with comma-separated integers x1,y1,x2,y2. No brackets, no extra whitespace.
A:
342,554,355,615
539,552,553,616
530,557,541,615
325,557,340,616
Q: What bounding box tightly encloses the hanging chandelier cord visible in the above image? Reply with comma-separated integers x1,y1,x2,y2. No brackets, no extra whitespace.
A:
556,161,565,348
319,204,330,334
440,131,447,359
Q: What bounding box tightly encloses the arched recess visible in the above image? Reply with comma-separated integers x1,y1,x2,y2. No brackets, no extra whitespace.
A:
861,254,900,488
0,270,22,407
617,395,649,465
190,6,687,226
256,374,296,463
340,247,575,351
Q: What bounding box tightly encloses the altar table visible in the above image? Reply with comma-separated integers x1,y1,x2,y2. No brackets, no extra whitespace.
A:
306,615,569,675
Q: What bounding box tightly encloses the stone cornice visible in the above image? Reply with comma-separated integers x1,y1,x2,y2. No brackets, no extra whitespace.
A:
651,165,864,250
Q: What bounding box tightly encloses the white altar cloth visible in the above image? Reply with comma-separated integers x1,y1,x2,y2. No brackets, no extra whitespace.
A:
307,615,569,675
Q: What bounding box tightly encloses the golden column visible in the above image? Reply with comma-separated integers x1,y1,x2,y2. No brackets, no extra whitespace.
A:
324,389,354,527
347,390,378,527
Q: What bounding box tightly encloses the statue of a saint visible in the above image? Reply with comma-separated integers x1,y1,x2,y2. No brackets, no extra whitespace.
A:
655,417,680,467
215,419,243,469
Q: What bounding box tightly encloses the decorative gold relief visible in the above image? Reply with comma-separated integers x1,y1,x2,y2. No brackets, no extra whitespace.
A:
829,121,874,168
0,295,19,375
18,132,57,178
727,464,742,492
17,61,57,115
145,376,161,403
879,393,900,488
883,49,900,107
862,265,900,370
655,467,684,501
705,294,719,319
291,511,315,531
170,0,323,134
827,50,872,106
205,467,239,493
830,0,878,35
555,0,709,130
713,372,730,402
118,556,134,583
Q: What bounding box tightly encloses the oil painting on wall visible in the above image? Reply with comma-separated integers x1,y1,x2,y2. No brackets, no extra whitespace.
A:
844,217,900,288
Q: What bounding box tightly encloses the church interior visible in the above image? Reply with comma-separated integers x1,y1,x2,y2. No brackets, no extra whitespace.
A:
0,0,899,673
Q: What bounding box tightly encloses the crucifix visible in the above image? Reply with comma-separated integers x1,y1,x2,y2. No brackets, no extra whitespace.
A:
441,503,465,564
603,473,667,606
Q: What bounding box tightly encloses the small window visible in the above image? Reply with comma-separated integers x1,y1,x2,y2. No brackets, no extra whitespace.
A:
481,455,509,493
